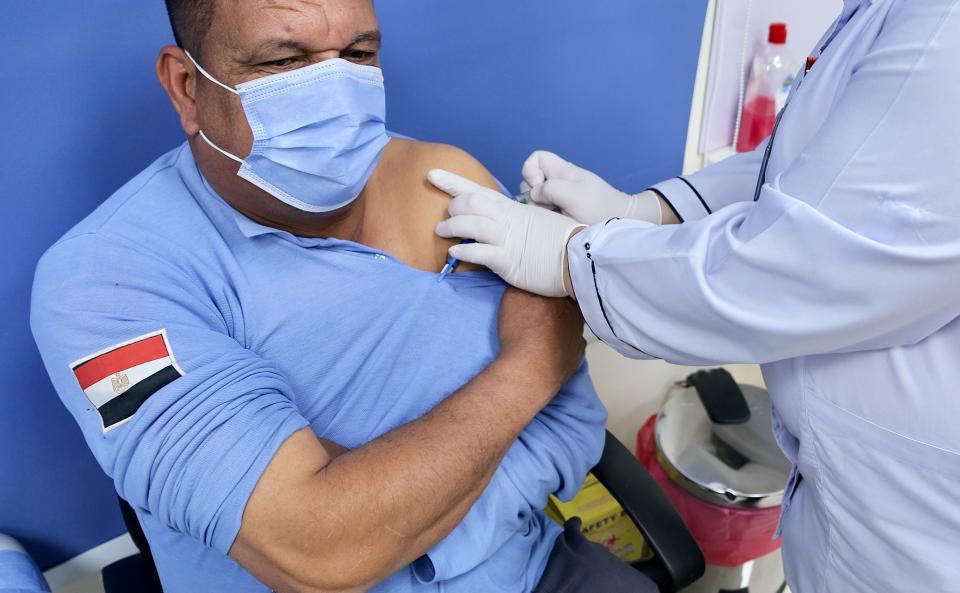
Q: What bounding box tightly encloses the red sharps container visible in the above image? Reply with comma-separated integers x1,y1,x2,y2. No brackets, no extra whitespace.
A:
637,369,791,593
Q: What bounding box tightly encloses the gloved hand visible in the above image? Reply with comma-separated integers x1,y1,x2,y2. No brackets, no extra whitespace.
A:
521,151,662,225
429,169,584,298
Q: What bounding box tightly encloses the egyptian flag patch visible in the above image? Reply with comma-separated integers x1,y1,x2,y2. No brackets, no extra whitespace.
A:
70,330,184,432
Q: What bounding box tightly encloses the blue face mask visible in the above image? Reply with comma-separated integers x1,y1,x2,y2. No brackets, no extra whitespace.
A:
187,52,390,213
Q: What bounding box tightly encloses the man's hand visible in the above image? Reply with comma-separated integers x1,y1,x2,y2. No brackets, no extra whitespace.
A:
430,169,583,298
521,151,662,226
498,287,586,394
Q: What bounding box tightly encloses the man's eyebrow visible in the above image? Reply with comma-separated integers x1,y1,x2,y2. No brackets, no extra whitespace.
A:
240,31,381,63
348,30,382,46
242,39,314,63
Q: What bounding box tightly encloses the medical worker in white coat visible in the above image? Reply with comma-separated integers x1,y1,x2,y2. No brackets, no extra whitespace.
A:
428,1,960,591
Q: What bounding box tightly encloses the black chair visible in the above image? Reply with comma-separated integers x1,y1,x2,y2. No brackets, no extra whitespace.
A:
104,431,704,593
592,431,705,592
102,498,163,593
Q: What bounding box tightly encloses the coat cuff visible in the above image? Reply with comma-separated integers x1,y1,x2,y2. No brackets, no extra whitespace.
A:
567,224,656,360
650,177,712,223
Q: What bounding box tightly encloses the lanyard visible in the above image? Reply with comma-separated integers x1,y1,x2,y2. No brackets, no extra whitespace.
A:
752,4,861,203
752,109,785,202
752,56,814,203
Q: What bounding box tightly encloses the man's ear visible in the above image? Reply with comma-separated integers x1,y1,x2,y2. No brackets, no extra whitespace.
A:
156,45,200,136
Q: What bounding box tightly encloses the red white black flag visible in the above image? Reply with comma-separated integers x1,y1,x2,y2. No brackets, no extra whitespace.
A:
70,330,184,432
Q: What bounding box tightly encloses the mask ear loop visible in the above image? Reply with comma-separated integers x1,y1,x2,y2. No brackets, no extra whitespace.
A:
184,51,245,164
185,51,240,95
198,130,244,164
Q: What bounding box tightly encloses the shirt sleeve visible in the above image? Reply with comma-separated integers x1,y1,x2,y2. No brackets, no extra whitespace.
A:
650,139,768,223
569,0,960,365
416,362,607,583
31,232,309,555
504,362,607,504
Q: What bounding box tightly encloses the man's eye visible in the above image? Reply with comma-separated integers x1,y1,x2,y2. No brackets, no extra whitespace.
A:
263,57,298,68
344,50,376,62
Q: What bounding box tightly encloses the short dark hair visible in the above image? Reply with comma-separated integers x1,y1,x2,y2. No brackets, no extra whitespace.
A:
164,0,217,57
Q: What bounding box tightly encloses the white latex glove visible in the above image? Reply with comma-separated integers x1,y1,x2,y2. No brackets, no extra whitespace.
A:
521,151,662,226
429,169,584,298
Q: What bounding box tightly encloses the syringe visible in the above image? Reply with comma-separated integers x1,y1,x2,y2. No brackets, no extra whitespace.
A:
437,191,531,282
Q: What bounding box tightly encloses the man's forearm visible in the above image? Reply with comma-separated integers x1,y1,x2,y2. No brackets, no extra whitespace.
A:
316,353,559,584
241,352,564,593
316,435,493,565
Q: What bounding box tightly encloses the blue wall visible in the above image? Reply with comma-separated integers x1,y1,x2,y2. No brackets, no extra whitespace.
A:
0,0,706,570
377,1,708,192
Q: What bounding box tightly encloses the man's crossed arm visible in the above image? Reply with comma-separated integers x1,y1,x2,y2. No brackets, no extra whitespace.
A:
230,289,587,593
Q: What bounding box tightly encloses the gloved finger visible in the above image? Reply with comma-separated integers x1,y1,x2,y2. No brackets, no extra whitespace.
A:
528,181,549,206
519,180,532,195
448,242,506,272
521,151,551,189
530,178,581,211
524,150,583,186
448,191,509,219
427,169,493,198
436,215,506,246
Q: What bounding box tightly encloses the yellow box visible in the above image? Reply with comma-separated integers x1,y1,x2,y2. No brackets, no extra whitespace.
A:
546,473,652,564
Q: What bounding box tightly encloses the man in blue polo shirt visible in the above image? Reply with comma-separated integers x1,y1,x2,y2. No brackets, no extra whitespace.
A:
30,1,656,592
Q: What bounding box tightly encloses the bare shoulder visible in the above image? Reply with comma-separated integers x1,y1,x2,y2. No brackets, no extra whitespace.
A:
419,141,501,191
372,139,498,272
387,139,501,197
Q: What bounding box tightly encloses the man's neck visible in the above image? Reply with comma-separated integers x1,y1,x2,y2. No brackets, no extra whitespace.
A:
233,197,368,242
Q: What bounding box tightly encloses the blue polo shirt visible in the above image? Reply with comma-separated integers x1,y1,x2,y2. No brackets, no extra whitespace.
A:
30,144,606,593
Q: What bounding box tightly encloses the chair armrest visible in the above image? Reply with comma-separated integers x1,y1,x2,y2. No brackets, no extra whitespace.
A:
591,431,705,592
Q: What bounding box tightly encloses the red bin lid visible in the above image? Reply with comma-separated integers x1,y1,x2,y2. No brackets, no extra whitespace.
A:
655,380,791,509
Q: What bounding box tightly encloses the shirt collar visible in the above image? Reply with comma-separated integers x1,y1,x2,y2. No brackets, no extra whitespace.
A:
226,200,342,248
230,207,283,239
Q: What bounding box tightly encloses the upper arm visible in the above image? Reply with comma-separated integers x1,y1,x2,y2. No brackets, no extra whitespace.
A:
30,233,309,556
418,142,501,195
407,142,502,272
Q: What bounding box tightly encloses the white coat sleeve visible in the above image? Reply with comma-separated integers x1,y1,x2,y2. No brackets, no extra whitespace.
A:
650,139,768,223
569,0,960,365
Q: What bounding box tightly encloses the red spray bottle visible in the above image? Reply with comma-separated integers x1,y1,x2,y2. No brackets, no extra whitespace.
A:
735,23,794,153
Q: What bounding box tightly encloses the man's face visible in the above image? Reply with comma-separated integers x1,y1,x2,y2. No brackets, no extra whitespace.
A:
163,0,381,233
196,0,381,163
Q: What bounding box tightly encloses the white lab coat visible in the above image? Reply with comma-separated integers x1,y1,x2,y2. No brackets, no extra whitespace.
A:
567,0,960,591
